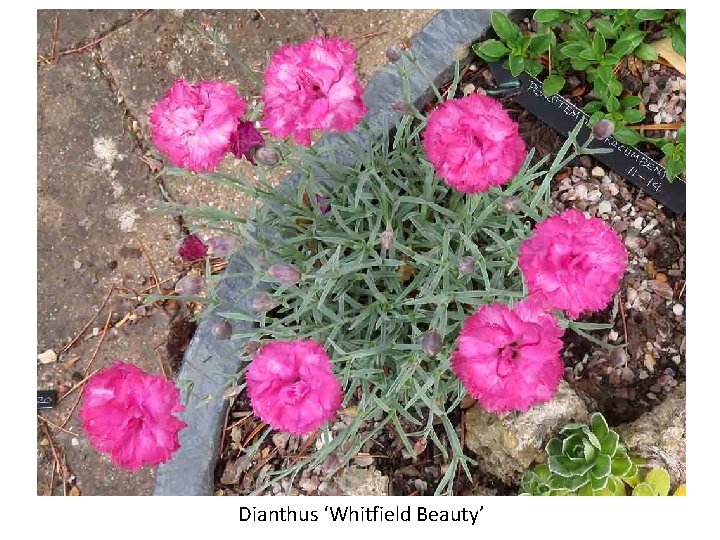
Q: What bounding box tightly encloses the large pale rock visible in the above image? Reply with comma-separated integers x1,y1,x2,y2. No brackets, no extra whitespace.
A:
616,383,686,485
338,468,389,496
465,381,589,484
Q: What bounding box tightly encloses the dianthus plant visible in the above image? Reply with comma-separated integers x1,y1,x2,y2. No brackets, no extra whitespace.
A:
165,100,609,495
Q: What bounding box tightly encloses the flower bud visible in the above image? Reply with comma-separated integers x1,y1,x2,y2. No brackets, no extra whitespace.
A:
251,293,276,313
268,263,301,285
591,119,615,141
212,320,233,340
206,236,238,258
500,195,521,214
254,146,280,167
421,331,442,357
175,274,205,296
458,256,475,275
385,45,403,62
379,228,395,251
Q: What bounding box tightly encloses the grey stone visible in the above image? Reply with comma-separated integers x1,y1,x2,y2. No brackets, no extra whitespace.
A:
464,381,589,484
338,468,389,496
616,383,686,485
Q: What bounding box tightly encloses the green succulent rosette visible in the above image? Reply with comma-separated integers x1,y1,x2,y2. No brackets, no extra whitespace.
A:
545,412,635,495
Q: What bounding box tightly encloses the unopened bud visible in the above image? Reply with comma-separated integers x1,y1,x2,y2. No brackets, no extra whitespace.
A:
500,195,521,214
385,45,403,62
316,194,331,215
206,236,238,258
254,146,280,167
212,320,233,340
268,263,301,285
421,331,442,357
379,228,395,251
591,119,615,141
458,256,475,275
174,274,205,296
251,293,276,313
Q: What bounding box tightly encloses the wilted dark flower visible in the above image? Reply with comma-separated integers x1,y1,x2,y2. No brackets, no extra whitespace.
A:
316,194,331,214
230,121,265,163
268,263,301,285
500,195,521,214
592,119,615,141
212,320,233,340
206,236,238,258
421,331,442,357
458,256,475,275
254,146,280,167
177,234,208,261
175,274,205,296
379,228,395,250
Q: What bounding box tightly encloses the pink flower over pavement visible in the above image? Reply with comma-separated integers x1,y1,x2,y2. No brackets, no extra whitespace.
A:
150,79,246,172
422,94,526,193
261,37,367,146
518,209,627,318
451,301,564,413
246,339,343,434
79,361,186,471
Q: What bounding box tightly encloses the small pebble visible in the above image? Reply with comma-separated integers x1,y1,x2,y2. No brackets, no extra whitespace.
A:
73,259,82,270
598,200,612,215
591,166,605,178
633,217,644,229
672,304,684,316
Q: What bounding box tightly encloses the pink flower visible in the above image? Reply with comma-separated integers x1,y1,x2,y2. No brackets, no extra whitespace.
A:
246,339,343,434
261,37,367,146
150,79,246,172
230,120,265,163
451,301,564,413
79,361,186,470
177,234,207,261
518,209,628,318
422,94,526,193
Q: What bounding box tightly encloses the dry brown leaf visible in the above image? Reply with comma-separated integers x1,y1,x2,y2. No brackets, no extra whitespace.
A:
69,485,81,496
652,37,686,75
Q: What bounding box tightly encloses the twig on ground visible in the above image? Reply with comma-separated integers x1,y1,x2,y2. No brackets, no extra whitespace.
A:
59,391,83,430
629,122,682,131
60,286,114,354
50,15,59,62
242,421,268,447
59,368,101,402
226,411,253,432
349,30,388,42
291,430,319,465
154,346,167,378
84,309,113,375
255,9,265,21
619,293,629,358
40,421,62,496
139,241,162,295
38,414,77,437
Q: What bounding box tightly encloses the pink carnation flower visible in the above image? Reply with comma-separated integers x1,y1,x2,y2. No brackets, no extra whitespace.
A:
422,94,526,193
150,79,246,172
519,209,628,318
246,339,343,434
451,301,564,413
79,361,186,470
261,37,367,146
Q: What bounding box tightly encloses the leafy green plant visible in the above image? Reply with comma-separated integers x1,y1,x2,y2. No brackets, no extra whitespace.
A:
161,61,611,493
520,412,638,496
473,10,686,179
661,124,686,181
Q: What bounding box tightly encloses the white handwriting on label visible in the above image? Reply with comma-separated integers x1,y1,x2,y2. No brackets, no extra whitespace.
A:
525,78,666,190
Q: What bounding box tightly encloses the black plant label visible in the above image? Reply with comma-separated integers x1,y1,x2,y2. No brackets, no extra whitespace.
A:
37,390,57,410
488,62,685,215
